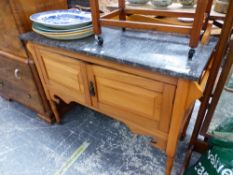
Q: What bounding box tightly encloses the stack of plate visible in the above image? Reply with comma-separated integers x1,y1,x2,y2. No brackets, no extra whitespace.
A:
30,9,93,40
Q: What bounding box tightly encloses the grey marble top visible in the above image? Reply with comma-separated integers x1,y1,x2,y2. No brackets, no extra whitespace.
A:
21,28,218,81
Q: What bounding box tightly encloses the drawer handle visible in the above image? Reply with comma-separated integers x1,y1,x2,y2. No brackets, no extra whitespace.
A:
89,81,96,97
14,69,22,80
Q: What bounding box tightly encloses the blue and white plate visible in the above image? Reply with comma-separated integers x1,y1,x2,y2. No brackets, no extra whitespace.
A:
30,9,92,29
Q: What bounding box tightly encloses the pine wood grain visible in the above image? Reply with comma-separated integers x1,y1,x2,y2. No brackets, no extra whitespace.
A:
27,43,208,175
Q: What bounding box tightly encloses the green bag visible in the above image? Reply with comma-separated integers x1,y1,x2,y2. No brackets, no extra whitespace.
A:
184,146,233,175
211,118,233,143
184,118,233,175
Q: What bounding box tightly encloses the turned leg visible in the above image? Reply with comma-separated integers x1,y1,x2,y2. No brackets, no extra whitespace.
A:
165,156,174,175
48,100,61,123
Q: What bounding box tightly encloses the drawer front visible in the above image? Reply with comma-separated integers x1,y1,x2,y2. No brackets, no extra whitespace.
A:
38,49,88,104
0,55,36,89
0,55,45,113
88,65,176,149
0,78,44,112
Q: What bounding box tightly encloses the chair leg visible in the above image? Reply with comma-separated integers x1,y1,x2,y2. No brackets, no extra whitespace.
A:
95,35,104,46
90,0,103,41
188,48,195,60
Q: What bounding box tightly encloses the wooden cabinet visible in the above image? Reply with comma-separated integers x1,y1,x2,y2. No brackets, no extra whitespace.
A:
0,0,67,122
33,48,176,148
28,44,206,175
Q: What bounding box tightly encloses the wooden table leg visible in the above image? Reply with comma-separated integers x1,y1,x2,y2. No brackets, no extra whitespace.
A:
165,79,191,175
165,156,174,175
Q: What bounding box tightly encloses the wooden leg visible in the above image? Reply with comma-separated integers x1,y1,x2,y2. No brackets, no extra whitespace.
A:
89,0,101,35
89,0,104,46
189,0,208,48
166,80,190,175
119,0,126,31
188,48,195,60
48,100,61,123
165,156,174,175
95,35,104,46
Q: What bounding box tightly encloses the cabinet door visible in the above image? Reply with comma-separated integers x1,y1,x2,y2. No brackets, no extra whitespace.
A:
88,65,176,149
38,49,90,105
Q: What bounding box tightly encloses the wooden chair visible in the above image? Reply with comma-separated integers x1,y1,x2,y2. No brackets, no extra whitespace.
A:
90,0,213,60
180,1,233,173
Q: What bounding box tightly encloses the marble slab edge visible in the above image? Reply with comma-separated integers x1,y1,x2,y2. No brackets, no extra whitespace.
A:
20,30,218,81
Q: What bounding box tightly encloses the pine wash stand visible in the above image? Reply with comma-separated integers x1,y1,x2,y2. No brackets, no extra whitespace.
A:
23,28,217,175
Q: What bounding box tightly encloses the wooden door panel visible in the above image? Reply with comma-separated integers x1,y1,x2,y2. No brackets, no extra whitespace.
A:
96,77,162,121
43,56,84,92
92,65,164,92
89,65,176,136
38,49,88,104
